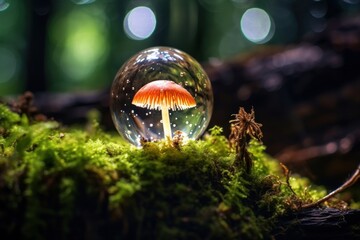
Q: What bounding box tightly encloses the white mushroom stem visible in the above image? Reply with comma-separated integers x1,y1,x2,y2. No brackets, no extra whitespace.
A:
161,102,172,140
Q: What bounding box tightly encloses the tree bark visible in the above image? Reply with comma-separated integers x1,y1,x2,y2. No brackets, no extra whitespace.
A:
274,208,360,240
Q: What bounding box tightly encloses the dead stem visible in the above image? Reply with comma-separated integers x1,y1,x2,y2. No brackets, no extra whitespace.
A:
302,163,360,208
280,162,297,196
229,107,263,173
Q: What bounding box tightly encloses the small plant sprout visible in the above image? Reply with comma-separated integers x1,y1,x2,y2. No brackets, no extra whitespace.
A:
132,80,196,140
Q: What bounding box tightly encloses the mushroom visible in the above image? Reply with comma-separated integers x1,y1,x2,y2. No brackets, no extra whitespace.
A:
132,80,196,140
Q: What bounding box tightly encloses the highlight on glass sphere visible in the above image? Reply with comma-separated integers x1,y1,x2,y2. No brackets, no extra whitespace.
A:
110,46,213,146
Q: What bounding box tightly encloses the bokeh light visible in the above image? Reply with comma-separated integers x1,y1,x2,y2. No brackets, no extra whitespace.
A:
48,6,109,90
0,0,9,12
59,11,108,81
310,0,327,18
124,6,156,40
311,18,327,33
0,47,17,83
0,0,359,94
343,0,359,4
71,0,96,5
240,8,274,44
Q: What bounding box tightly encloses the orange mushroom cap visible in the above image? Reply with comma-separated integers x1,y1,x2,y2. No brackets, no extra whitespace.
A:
132,80,196,110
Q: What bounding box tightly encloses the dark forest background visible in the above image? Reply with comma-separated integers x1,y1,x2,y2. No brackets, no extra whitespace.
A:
0,0,359,94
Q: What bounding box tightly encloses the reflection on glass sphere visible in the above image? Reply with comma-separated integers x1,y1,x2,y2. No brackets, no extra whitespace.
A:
110,47,213,146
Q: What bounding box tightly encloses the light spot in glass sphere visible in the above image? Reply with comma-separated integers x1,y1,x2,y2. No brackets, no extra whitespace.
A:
128,125,131,127
149,112,152,115
186,121,189,124
158,132,161,135
126,79,130,83
172,124,176,127
189,124,193,127
131,110,134,113
149,123,153,127
240,8,274,44
126,118,129,121
122,87,125,90
132,87,135,90
124,6,157,40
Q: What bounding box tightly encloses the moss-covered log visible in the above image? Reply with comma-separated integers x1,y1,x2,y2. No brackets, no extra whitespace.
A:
0,103,358,239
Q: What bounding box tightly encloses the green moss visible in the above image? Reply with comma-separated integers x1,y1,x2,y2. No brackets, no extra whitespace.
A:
0,103,333,239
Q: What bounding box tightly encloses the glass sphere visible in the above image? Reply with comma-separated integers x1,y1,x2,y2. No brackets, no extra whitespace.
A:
110,47,213,146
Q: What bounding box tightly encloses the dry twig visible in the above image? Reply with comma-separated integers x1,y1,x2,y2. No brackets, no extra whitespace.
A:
229,107,263,172
280,162,297,195
302,163,360,208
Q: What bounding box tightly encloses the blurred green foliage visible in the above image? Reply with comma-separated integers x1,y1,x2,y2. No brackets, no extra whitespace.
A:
0,0,360,95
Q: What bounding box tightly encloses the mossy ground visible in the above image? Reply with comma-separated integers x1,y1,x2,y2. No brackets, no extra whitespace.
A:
0,103,332,239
